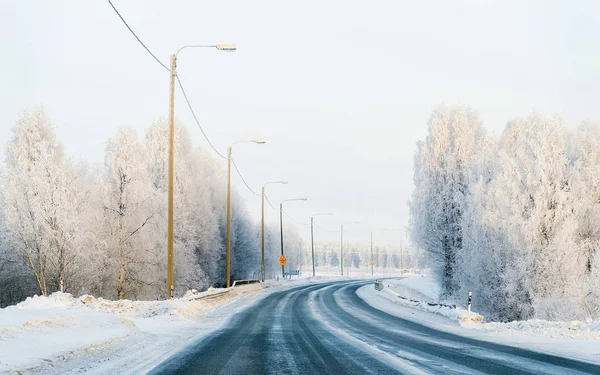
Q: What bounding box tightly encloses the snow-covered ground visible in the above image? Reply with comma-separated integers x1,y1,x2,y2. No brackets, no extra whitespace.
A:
7,274,600,374
362,275,600,364
384,275,441,303
368,283,483,323
0,276,350,375
0,286,254,374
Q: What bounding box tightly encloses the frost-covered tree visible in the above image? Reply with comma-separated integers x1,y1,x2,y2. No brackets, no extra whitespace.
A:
282,225,306,272
144,120,223,294
410,105,485,295
0,185,38,306
488,114,580,319
252,220,307,279
101,127,161,299
230,200,260,282
2,108,91,296
0,108,273,304
570,123,600,272
569,123,600,317
413,107,600,321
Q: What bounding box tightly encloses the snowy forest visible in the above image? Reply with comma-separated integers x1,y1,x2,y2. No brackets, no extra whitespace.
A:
411,105,600,322
310,242,422,275
0,107,307,307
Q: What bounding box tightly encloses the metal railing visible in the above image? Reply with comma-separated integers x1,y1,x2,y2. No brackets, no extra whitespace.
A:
231,279,262,288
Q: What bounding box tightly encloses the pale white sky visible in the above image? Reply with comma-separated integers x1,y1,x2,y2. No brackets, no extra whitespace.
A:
2,1,600,246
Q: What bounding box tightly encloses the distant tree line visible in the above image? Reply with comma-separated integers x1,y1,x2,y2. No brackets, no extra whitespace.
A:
0,107,305,306
309,242,423,274
411,105,600,321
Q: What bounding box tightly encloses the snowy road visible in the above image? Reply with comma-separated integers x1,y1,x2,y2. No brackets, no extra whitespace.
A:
148,280,600,374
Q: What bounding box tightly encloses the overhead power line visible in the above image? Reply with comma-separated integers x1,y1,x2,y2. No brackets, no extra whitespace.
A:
176,76,227,160
107,0,170,72
108,0,277,205
264,195,278,211
231,158,261,197
107,0,227,161
264,195,313,226
283,211,310,226
314,223,339,233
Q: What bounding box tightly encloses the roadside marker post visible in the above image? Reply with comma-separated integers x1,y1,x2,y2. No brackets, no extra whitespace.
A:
468,292,472,314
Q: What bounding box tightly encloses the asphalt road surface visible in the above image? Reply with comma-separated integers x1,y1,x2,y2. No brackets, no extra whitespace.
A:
149,280,600,374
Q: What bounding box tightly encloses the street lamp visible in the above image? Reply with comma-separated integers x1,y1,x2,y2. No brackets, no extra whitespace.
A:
280,198,307,278
261,181,288,282
340,222,359,276
167,43,236,299
216,44,237,51
226,140,265,288
311,213,333,276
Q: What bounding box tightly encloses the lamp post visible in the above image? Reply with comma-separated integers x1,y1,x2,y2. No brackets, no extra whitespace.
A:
280,198,307,278
340,222,359,276
261,181,288,282
311,213,333,276
167,43,236,299
226,140,265,288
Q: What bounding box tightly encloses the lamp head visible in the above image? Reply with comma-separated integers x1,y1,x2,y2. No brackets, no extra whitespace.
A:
216,44,237,51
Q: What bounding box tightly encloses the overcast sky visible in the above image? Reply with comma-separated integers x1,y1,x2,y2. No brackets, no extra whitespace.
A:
2,1,600,246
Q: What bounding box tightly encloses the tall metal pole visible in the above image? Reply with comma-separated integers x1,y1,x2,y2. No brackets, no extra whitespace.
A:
340,224,344,276
311,216,315,277
167,54,177,299
259,181,287,282
261,186,265,282
347,240,350,276
370,231,374,276
309,212,332,277
279,198,305,279
280,202,285,279
166,44,236,294
226,146,232,288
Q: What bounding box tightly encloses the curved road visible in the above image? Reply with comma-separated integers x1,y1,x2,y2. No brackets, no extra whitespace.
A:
149,280,600,374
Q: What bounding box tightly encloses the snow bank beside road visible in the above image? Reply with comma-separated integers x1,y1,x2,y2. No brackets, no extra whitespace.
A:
385,275,441,303
368,277,600,339
466,318,600,340
358,283,483,323
359,278,600,364
374,275,485,323
14,286,230,319
0,299,131,372
0,276,354,374
1,293,131,372
0,285,261,374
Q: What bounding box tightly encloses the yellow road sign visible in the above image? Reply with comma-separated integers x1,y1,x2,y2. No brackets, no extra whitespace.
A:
370,261,374,266
280,255,287,266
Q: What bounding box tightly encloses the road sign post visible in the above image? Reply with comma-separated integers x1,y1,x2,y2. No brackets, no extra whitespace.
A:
279,255,287,279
